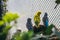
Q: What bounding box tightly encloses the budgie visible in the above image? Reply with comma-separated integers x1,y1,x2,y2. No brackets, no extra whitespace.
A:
26,18,33,31
34,11,41,27
42,12,49,28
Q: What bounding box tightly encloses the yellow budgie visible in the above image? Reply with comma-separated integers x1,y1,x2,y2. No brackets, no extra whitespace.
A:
34,11,41,27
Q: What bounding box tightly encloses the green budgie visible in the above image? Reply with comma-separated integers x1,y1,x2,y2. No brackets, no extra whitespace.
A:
34,11,41,27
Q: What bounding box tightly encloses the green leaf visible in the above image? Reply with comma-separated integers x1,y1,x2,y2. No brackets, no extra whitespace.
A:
0,21,4,26
3,25,11,34
3,12,19,23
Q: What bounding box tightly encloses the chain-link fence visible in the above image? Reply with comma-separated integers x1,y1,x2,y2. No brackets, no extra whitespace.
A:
31,0,60,37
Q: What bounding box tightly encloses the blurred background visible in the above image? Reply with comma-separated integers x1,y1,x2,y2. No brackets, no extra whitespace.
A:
0,0,60,40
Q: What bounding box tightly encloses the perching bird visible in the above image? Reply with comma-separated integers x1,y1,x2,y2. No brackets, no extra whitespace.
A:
42,13,49,28
34,11,41,27
26,18,33,31
54,0,60,9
